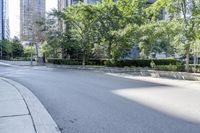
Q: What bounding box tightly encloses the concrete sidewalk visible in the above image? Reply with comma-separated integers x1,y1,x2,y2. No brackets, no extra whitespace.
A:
0,62,15,67
0,78,61,133
0,60,38,66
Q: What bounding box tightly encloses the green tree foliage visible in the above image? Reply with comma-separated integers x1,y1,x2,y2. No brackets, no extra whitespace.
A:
56,0,148,63
60,3,100,65
147,0,200,71
1,38,24,59
2,39,12,59
138,20,177,58
11,37,24,57
42,0,200,70
24,45,36,57
93,0,148,61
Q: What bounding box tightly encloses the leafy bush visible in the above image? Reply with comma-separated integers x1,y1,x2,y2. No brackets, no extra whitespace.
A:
155,64,185,72
109,58,181,67
189,64,200,73
47,58,182,68
86,59,105,66
11,57,36,61
48,59,82,65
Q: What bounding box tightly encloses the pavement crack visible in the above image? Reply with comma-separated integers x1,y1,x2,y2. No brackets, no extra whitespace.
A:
0,114,29,119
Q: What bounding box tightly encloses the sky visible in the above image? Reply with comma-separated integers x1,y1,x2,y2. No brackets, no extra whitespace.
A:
8,0,58,39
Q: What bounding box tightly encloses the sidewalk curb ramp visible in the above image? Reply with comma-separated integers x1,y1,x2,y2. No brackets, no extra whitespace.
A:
1,77,61,133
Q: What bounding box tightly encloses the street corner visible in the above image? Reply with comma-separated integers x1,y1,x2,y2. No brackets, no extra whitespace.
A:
0,78,35,133
0,77,61,133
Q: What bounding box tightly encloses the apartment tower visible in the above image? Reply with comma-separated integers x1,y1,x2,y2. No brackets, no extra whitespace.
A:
0,0,9,40
20,0,45,42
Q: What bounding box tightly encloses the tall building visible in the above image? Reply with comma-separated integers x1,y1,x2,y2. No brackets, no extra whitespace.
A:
0,0,10,40
58,0,67,10
20,0,46,42
58,0,155,9
58,0,98,9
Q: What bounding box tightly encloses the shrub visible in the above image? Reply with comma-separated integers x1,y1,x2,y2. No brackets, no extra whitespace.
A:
47,58,182,68
155,64,185,72
109,58,181,67
86,59,105,66
11,57,36,61
189,64,200,73
48,59,82,65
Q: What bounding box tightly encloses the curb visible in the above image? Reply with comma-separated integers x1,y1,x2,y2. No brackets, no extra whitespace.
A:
148,70,200,81
0,62,15,67
0,60,38,66
1,77,61,133
46,64,200,81
46,64,150,73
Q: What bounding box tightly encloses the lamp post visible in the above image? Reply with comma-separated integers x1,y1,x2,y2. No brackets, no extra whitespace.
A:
0,41,2,59
28,40,33,66
30,45,33,66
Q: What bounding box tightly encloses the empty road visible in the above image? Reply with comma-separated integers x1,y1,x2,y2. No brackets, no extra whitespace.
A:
0,64,200,133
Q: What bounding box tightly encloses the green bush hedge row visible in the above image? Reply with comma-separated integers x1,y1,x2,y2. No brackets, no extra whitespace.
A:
154,65,185,72
111,59,181,67
154,64,200,72
9,57,36,61
189,64,200,73
48,59,82,65
47,58,182,67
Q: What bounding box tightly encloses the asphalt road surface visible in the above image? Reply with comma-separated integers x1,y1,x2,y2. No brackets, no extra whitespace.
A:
0,64,200,133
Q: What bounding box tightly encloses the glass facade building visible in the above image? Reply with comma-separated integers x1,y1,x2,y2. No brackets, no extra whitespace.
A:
58,0,155,9
20,0,45,41
58,0,67,10
0,0,10,40
58,0,99,9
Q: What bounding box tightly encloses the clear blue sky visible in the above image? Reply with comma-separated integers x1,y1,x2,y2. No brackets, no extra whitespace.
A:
9,0,58,39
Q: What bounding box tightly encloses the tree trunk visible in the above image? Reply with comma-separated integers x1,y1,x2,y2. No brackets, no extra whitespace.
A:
185,47,190,72
61,46,65,59
82,50,86,66
108,40,112,59
35,43,39,58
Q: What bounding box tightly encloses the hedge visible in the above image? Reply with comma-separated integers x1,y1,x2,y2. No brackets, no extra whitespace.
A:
189,64,200,73
48,59,82,65
47,58,182,67
10,57,36,61
154,65,185,72
112,59,181,67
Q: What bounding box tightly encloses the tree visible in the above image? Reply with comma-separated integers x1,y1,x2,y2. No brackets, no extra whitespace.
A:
0,38,24,59
148,0,200,71
138,20,178,58
24,45,36,58
94,0,147,61
61,3,99,65
1,40,12,59
36,12,64,58
11,37,24,58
